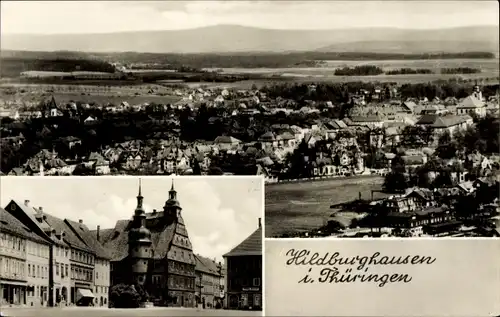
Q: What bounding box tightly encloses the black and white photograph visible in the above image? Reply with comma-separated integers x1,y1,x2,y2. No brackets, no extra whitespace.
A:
0,176,263,316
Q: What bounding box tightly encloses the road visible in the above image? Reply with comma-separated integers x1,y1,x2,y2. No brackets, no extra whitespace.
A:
1,307,262,317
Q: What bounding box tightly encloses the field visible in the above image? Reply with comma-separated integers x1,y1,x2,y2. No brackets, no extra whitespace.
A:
201,58,499,86
207,58,500,74
0,82,182,106
264,176,387,237
1,307,261,317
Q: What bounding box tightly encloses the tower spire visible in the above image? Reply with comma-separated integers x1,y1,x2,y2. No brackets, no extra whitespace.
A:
168,178,177,201
138,178,142,197
135,178,144,214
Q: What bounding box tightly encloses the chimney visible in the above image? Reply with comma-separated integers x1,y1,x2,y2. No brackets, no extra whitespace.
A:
24,200,30,206
152,209,157,215
78,219,83,224
38,207,43,213
96,225,100,241
258,217,262,228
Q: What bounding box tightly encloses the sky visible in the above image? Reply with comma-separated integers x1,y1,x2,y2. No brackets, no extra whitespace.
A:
0,176,263,262
1,1,499,34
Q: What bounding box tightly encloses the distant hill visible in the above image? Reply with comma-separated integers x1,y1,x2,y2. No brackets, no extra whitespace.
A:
316,40,499,54
2,24,498,54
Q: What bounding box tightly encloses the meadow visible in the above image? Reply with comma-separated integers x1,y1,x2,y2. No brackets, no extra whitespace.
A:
200,58,499,86
0,83,182,106
264,176,387,238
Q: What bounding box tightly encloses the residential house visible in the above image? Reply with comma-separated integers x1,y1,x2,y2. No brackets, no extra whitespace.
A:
346,116,384,129
258,132,278,149
415,114,472,137
87,153,110,175
83,116,97,124
4,200,95,307
224,218,262,310
65,222,110,307
324,120,348,140
312,156,335,177
401,101,417,114
402,155,427,172
0,207,51,307
122,151,143,171
276,132,296,150
0,110,20,120
194,255,223,309
214,136,241,151
103,147,123,165
303,133,317,149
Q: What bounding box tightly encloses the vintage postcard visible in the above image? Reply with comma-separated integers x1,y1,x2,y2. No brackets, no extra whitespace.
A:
1,1,499,317
0,176,263,316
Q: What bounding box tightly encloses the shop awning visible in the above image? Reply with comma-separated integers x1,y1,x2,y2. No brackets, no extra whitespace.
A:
1,281,27,287
76,288,95,302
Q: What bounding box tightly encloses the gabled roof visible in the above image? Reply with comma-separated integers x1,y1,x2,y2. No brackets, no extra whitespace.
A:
98,218,178,262
349,115,383,123
402,101,417,112
259,132,276,141
214,136,241,144
0,208,49,244
43,213,93,252
64,219,112,260
402,155,425,166
277,132,294,140
458,96,485,109
195,254,221,276
223,226,262,257
416,114,468,128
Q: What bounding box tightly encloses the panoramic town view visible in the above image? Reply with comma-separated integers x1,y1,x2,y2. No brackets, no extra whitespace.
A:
0,177,263,316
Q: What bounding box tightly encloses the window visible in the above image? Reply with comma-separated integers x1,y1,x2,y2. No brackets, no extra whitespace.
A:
96,272,99,279
28,264,31,276
253,278,261,287
56,263,59,276
65,264,68,277
37,265,40,278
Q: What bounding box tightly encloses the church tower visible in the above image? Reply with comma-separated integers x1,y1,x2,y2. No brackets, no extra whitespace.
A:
128,179,152,286
472,83,483,101
163,180,182,220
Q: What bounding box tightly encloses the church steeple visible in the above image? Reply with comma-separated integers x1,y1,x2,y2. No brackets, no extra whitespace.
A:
164,178,182,219
169,179,177,201
135,178,145,216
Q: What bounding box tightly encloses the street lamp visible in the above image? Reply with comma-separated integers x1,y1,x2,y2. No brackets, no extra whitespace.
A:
200,282,204,308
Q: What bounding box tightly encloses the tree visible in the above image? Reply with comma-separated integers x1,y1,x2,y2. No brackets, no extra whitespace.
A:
109,284,141,308
383,172,408,193
192,158,202,175
208,166,224,175
72,163,94,176
435,131,458,160
365,148,386,169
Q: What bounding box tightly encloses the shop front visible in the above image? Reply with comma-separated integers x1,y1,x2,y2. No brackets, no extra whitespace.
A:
76,288,95,306
240,287,261,310
1,280,27,306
